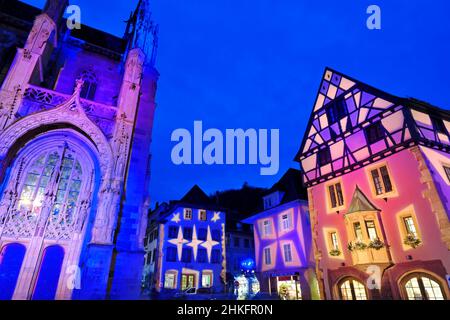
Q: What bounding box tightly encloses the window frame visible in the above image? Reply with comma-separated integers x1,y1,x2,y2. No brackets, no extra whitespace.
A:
198,209,207,221
443,165,450,183
263,247,272,265
325,179,345,213
366,162,397,199
183,208,193,220
283,243,293,263
338,277,368,300
317,147,332,167
364,121,385,144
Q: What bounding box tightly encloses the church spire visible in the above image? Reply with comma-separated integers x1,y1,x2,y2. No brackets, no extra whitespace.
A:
124,0,158,66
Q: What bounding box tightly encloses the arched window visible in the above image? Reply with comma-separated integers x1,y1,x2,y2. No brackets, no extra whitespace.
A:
338,277,368,300
402,273,446,300
17,148,83,224
78,69,97,100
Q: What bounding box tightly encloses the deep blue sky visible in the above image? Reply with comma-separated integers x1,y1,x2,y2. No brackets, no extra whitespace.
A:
23,0,450,205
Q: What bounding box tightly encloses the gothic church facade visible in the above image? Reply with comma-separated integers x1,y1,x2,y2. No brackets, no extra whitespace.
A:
0,0,158,299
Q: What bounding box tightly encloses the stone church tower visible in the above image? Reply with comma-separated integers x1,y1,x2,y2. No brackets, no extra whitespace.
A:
0,0,158,299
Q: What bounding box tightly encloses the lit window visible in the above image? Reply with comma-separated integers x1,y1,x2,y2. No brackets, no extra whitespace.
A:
184,208,192,220
370,165,393,195
283,244,293,262
181,274,195,290
339,279,367,300
330,232,339,250
264,247,271,265
199,210,207,221
365,122,385,144
281,213,292,231
444,166,450,183
318,147,332,166
164,272,176,289
328,182,344,208
353,222,363,241
403,216,418,238
365,220,378,241
202,273,212,288
404,274,445,300
263,220,272,236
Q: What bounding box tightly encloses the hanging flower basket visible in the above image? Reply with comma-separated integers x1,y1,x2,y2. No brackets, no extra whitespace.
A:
347,241,367,251
329,249,341,256
368,238,385,250
404,234,421,248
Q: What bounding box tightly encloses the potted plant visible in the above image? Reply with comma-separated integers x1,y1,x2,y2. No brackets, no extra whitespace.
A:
368,238,385,250
329,248,341,256
348,240,367,251
404,233,421,248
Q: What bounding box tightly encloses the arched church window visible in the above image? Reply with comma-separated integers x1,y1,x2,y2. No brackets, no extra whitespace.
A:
78,69,97,100
17,148,83,224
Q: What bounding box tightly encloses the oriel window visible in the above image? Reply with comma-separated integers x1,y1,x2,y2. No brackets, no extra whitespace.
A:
354,222,363,241
365,220,378,241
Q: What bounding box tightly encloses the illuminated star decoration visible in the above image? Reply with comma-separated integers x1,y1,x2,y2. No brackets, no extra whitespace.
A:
187,225,203,260
211,212,221,223
200,226,219,262
171,213,180,223
168,226,188,260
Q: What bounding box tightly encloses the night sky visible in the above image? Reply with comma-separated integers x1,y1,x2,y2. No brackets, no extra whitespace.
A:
23,0,450,205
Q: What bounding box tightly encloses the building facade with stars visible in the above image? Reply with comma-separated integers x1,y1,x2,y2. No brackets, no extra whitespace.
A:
144,186,227,293
0,0,158,299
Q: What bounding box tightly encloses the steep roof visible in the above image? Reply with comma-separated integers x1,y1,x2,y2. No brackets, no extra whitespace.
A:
347,185,379,214
180,185,214,206
265,168,307,205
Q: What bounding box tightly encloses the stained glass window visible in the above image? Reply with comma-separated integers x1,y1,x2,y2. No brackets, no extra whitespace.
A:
17,150,83,224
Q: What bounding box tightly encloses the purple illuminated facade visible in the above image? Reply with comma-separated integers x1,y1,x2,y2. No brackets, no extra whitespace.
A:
0,0,158,299
243,169,320,300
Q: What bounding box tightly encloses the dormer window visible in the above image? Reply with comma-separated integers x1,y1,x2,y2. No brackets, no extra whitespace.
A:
317,147,332,166
326,99,347,124
263,191,284,210
365,122,385,144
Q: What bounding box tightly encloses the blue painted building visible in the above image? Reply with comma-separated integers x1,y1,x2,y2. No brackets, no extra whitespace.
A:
144,186,227,294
